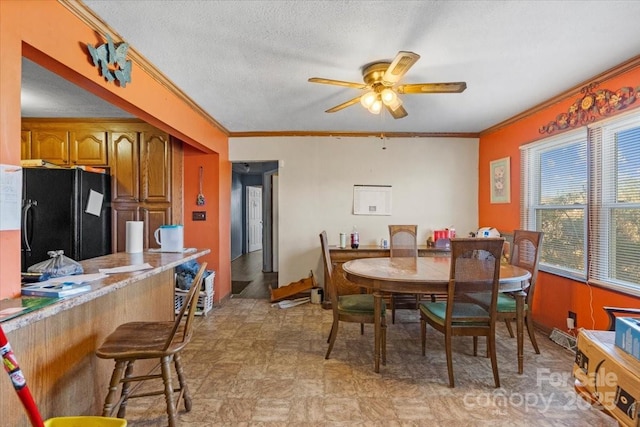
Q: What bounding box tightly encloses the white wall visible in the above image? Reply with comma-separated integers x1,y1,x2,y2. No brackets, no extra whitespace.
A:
229,136,479,287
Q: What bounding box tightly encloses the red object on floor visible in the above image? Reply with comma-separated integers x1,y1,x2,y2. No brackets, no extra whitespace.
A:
0,325,45,427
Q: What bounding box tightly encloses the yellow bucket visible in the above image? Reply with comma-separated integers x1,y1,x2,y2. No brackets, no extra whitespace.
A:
44,417,127,427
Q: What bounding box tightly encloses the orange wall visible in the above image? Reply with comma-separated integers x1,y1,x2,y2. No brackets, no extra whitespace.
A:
479,61,640,331
0,1,230,299
183,147,231,301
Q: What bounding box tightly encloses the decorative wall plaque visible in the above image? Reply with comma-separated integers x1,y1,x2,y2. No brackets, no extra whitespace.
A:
87,34,132,87
539,83,639,135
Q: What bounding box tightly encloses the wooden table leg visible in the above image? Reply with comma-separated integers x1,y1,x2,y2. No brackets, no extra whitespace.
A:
373,291,382,373
514,290,526,374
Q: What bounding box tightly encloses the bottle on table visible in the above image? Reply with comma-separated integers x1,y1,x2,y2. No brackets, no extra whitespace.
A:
350,226,359,249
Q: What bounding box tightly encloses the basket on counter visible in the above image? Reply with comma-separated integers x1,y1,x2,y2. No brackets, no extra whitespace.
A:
174,270,215,316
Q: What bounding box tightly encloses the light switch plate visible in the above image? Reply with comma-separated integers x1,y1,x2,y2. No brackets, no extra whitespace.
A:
192,211,206,221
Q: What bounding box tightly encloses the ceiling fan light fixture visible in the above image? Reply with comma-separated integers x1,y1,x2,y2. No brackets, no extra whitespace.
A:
368,99,383,114
380,88,398,105
360,90,377,108
387,96,403,111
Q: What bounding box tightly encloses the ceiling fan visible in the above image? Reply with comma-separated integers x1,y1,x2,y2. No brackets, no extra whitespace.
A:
308,51,466,119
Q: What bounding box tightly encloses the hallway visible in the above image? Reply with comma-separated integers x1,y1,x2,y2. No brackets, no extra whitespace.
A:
231,250,278,299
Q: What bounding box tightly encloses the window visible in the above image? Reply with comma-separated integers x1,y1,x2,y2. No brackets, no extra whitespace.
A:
521,130,588,280
589,116,640,293
522,112,640,294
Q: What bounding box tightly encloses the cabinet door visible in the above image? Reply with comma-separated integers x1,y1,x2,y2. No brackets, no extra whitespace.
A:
141,206,172,249
31,129,69,164
110,132,139,203
140,131,171,203
111,204,139,253
21,130,32,160
70,129,108,165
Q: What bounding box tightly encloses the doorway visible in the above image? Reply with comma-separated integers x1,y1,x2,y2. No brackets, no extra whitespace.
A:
230,162,277,262
230,161,279,296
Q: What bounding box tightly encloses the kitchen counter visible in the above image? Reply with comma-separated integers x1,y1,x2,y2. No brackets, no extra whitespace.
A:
1,249,210,332
0,249,210,426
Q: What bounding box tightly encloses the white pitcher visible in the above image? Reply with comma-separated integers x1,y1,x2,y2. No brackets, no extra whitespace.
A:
154,225,184,252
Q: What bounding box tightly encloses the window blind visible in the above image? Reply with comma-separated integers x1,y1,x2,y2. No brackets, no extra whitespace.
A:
588,114,640,292
520,129,588,280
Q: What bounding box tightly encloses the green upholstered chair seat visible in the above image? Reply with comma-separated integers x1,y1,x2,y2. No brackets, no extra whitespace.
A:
467,292,529,313
419,301,489,326
338,294,386,314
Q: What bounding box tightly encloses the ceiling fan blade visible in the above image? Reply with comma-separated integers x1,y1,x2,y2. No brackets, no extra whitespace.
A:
325,95,362,113
396,82,467,94
386,103,408,119
308,77,367,89
382,51,421,85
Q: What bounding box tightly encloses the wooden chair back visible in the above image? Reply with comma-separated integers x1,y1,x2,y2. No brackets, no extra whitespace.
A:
448,238,504,324
510,230,543,303
319,231,339,308
165,262,207,350
389,225,418,258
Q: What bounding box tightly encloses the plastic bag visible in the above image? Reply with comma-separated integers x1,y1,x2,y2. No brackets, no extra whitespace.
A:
27,250,84,280
175,260,201,290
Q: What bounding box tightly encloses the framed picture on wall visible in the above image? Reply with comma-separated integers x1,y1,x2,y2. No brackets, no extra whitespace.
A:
490,157,510,204
353,185,392,215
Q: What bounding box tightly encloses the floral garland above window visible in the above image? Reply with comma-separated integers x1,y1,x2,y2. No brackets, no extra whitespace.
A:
539,83,639,134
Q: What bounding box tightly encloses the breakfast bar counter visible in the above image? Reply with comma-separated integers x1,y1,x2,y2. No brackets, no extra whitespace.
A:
0,249,210,426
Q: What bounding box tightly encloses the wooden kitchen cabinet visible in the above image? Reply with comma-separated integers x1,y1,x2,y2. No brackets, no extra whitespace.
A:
110,131,139,202
141,205,172,248
21,119,180,254
110,129,170,203
21,130,31,160
110,125,172,251
21,121,108,166
140,130,171,203
111,204,171,252
69,127,108,165
30,128,69,164
111,204,137,253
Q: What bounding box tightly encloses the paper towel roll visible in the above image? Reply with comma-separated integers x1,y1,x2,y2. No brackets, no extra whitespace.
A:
126,221,144,253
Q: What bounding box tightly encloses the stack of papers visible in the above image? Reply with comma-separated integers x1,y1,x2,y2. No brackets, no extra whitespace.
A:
21,273,107,298
99,263,153,274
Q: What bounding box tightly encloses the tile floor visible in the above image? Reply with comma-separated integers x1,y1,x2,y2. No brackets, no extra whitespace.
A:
118,299,615,426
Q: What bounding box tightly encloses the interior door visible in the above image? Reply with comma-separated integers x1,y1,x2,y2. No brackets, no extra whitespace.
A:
272,175,279,272
247,185,263,252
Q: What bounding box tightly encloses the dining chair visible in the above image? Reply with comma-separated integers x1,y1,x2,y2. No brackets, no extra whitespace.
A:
420,237,504,388
468,230,543,354
388,224,420,323
96,262,207,427
320,231,386,363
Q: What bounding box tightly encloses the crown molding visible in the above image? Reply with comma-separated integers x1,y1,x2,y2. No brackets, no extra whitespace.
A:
229,130,479,139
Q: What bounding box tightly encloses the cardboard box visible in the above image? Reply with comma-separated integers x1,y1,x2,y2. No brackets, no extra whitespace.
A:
616,317,640,361
574,329,640,426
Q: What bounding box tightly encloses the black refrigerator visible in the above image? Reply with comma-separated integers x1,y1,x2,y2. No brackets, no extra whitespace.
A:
21,168,112,271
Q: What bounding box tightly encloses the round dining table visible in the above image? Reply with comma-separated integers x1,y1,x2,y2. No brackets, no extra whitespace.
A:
342,256,531,374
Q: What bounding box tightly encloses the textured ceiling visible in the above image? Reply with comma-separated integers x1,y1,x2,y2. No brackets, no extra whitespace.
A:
22,1,640,135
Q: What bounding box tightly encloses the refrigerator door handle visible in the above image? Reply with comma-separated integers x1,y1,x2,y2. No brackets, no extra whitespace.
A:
22,199,37,253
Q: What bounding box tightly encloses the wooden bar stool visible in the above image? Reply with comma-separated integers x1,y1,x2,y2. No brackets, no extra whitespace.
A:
96,262,207,427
